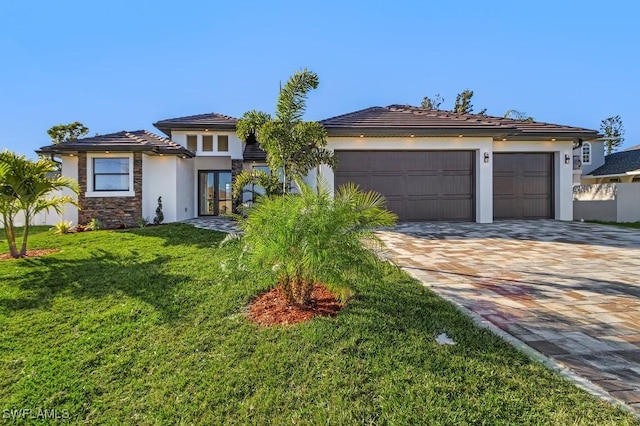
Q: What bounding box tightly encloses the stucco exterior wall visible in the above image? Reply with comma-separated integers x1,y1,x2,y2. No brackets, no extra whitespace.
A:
573,183,640,222
576,140,606,175
171,131,243,160
617,184,640,222
142,155,177,223
61,155,79,224
176,158,195,221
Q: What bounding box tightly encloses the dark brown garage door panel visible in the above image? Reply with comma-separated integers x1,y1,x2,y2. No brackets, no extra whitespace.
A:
334,150,475,221
493,153,553,219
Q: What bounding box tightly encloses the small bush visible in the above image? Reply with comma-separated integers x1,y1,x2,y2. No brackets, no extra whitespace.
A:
224,179,397,305
86,218,103,231
51,220,73,235
76,224,86,232
136,216,149,228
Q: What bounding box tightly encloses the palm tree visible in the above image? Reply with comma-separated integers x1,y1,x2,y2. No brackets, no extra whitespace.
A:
0,150,78,258
225,179,397,305
234,69,336,195
0,162,20,257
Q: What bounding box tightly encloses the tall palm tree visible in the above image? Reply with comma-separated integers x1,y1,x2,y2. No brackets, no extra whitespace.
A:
234,69,336,195
0,151,78,258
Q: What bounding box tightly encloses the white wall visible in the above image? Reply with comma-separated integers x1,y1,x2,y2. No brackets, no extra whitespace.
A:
171,130,243,160
0,155,79,227
574,183,640,222
62,155,78,224
617,184,640,222
176,157,195,221
143,155,177,223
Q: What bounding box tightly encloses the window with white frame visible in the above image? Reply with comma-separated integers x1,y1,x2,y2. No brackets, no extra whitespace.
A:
582,142,591,164
93,158,130,191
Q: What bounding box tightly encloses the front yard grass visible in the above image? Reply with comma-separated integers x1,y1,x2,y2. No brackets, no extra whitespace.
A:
587,220,640,230
0,225,637,424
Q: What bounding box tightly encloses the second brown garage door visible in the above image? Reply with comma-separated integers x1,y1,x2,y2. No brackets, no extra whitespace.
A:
493,153,553,219
334,151,475,221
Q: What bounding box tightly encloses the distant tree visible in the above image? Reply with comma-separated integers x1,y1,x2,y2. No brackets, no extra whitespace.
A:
47,121,89,145
453,89,475,114
504,110,534,122
420,94,444,110
600,115,625,155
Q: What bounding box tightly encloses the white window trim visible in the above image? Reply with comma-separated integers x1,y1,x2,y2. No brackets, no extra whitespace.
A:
85,152,135,197
186,132,234,156
582,142,591,165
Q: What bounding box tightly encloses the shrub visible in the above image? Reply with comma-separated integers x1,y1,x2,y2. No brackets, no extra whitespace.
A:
223,179,397,305
76,224,86,232
153,196,164,225
86,218,103,231
51,220,73,235
136,216,149,228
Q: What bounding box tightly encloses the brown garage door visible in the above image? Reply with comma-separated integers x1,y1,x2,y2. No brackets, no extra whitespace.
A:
493,153,553,219
334,151,475,221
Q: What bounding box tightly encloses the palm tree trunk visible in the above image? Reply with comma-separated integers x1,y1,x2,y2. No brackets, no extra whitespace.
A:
19,218,30,257
3,213,19,258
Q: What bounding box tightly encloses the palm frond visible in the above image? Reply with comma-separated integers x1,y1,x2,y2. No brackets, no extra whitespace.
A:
276,69,319,123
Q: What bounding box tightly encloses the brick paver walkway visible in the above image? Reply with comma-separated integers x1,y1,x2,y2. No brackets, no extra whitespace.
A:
186,217,640,412
379,220,640,413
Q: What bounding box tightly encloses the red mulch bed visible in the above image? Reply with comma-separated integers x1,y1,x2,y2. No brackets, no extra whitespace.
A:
248,283,345,326
0,249,60,261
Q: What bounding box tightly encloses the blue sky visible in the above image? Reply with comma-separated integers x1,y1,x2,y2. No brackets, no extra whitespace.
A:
1,1,638,157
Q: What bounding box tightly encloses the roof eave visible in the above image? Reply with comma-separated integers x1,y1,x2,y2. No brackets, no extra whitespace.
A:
324,127,512,138
37,145,194,157
586,170,640,178
153,123,237,134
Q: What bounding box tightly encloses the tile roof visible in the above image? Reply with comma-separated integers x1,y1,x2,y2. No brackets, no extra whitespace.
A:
243,140,267,162
154,113,238,135
37,130,195,157
320,105,600,139
587,148,640,177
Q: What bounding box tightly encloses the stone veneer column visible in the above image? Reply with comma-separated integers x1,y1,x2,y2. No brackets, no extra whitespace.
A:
77,152,143,228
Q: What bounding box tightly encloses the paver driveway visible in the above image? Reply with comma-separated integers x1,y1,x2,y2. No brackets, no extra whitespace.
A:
378,220,640,412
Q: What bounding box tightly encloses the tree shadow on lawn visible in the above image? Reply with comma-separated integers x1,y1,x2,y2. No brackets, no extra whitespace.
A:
329,263,511,357
0,248,194,322
122,224,226,250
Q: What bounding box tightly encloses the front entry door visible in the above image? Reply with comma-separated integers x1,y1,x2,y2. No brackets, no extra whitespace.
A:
198,171,232,216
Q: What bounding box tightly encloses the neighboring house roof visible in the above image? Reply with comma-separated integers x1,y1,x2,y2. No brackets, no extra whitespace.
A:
587,144,640,177
153,113,238,135
320,105,601,139
243,140,267,162
37,130,195,157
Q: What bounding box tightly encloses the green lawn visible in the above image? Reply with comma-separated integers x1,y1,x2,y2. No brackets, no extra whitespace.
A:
0,225,637,425
587,220,640,230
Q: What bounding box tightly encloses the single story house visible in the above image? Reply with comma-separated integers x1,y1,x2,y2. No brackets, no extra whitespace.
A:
37,105,600,227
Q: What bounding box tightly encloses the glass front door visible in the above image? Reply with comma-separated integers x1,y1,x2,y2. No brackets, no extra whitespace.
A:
198,171,232,216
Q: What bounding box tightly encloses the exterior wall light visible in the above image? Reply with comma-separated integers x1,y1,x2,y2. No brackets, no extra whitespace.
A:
484,152,490,163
